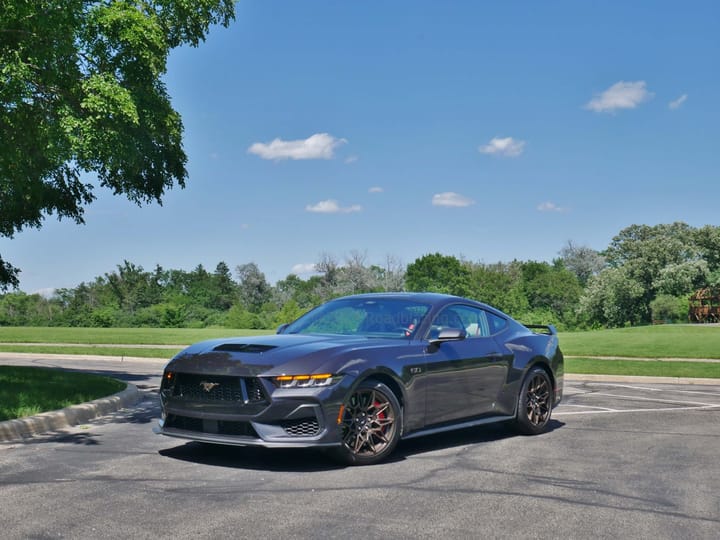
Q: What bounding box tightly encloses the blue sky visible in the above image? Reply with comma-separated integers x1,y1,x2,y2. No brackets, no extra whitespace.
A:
5,0,720,294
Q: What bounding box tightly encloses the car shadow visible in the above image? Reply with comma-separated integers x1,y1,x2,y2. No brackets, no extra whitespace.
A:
391,419,565,462
159,442,344,472
157,419,565,471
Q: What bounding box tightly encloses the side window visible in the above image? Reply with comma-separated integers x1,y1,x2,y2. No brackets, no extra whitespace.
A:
486,311,507,334
429,305,502,339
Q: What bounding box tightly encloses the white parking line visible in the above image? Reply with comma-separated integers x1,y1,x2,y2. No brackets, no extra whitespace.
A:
560,404,618,412
590,393,719,407
555,404,720,416
586,382,720,398
558,382,720,416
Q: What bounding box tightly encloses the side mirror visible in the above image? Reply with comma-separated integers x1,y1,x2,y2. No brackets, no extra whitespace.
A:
429,328,467,346
276,323,290,334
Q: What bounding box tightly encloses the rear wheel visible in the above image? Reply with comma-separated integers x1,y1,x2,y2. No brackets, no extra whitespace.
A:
514,367,553,435
330,380,401,466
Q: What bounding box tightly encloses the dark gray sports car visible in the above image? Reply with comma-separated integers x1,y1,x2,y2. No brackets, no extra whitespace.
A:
155,293,563,465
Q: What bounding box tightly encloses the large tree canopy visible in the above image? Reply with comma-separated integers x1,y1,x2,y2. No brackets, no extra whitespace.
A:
579,222,720,326
0,0,235,289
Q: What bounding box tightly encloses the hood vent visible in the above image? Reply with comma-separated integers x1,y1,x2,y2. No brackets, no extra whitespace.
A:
212,343,276,354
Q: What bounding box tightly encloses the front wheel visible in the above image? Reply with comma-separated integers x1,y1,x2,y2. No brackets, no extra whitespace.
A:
514,367,553,435
329,380,401,466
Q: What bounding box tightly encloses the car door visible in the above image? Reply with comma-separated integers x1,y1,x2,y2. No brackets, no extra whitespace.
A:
422,305,511,427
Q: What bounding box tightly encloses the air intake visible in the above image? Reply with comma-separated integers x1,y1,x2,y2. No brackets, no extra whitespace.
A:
212,343,276,353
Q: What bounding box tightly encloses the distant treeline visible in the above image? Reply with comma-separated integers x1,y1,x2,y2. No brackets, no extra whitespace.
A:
2,222,719,330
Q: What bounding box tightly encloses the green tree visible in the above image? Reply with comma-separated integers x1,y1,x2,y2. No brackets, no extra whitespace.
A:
520,261,582,319
558,240,606,286
236,262,272,313
405,253,472,297
275,299,305,327
0,0,235,290
579,267,646,327
650,294,689,323
694,225,720,272
0,291,61,325
211,261,237,310
468,261,528,316
599,222,705,324
275,273,322,309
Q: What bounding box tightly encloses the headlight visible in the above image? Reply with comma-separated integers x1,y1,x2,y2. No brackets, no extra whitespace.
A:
272,373,341,389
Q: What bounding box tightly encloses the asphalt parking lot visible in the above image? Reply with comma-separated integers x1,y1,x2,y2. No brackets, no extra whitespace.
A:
0,356,718,539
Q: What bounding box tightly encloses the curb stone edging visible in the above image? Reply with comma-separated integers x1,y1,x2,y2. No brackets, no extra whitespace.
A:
565,374,720,385
0,382,140,442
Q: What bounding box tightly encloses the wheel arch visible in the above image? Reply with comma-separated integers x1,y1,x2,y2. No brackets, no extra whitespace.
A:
525,358,557,397
357,370,406,409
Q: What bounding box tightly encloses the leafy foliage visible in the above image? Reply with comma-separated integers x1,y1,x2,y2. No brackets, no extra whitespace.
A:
2,222,719,330
580,222,720,326
405,253,472,297
558,240,606,286
0,0,235,289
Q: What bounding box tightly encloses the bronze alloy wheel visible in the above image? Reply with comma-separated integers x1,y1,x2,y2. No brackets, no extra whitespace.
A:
515,367,553,435
334,380,401,465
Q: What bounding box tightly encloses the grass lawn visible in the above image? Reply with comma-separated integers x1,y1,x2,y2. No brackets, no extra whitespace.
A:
558,324,720,359
0,345,179,358
0,366,126,421
566,358,720,379
0,326,271,345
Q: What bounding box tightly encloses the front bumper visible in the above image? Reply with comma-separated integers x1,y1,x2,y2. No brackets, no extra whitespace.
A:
154,373,347,448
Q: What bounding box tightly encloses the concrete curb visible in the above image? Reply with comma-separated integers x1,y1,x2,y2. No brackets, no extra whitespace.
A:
0,382,141,443
565,374,720,385
0,351,166,363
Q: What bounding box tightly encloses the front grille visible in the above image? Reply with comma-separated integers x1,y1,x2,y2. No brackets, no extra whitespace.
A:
174,373,268,404
281,418,321,437
245,378,265,402
165,414,258,438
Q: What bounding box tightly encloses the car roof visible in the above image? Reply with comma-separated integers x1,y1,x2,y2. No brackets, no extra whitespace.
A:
329,292,516,320
333,292,460,302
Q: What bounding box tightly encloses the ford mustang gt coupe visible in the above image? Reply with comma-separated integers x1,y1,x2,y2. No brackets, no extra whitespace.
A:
155,293,563,465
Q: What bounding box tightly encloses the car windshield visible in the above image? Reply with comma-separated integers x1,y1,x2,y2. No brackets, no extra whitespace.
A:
283,297,431,339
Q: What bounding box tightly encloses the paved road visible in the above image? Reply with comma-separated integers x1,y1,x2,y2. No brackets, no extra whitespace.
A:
1,356,719,539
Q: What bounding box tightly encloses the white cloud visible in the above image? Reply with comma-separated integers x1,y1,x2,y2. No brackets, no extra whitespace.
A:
306,199,362,214
432,192,475,208
537,201,567,213
291,263,317,275
369,186,384,193
669,94,688,110
585,81,653,113
344,155,359,164
248,133,346,160
478,137,525,157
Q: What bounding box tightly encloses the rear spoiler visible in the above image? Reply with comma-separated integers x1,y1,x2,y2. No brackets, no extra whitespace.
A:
523,324,557,335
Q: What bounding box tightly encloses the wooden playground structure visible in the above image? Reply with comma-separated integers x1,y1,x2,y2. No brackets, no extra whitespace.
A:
689,287,720,323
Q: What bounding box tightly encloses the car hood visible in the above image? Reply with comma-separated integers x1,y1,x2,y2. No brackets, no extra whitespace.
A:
165,333,401,377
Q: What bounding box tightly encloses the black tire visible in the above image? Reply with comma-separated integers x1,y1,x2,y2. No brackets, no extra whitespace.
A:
329,380,401,466
514,367,553,435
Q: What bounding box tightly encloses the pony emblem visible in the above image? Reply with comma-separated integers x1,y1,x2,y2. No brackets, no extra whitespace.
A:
199,381,220,392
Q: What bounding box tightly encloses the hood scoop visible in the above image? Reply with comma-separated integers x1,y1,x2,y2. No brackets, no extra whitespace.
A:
212,343,276,354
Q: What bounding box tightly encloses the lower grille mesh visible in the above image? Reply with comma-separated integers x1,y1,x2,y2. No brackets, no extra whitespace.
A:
281,418,321,437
